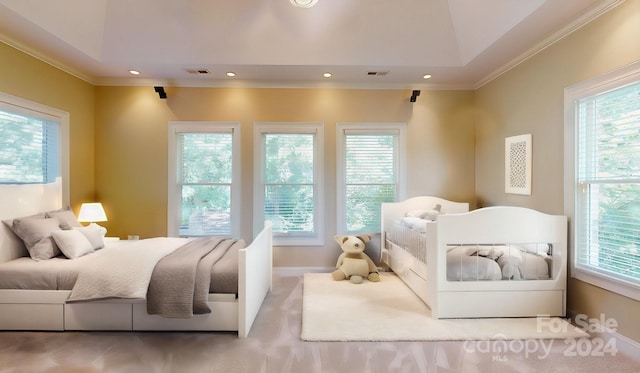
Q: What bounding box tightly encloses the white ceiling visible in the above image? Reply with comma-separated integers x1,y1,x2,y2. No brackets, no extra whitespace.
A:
0,0,622,89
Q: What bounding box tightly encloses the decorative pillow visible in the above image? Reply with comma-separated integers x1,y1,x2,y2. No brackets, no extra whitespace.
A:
73,223,107,250
51,230,94,259
400,217,428,232
406,204,442,221
45,207,82,229
2,213,48,259
11,218,62,261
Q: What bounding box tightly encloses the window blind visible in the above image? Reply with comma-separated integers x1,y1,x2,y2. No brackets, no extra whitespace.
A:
0,108,59,184
576,80,640,285
177,132,233,236
263,133,315,234
344,133,397,232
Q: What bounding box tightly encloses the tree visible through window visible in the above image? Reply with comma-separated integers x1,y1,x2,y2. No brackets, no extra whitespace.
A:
575,79,640,287
254,123,323,246
0,107,60,184
345,134,396,233
263,133,315,234
178,132,233,236
168,122,239,238
337,123,406,235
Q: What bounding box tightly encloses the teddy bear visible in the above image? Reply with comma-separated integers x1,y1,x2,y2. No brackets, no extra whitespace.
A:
332,234,380,284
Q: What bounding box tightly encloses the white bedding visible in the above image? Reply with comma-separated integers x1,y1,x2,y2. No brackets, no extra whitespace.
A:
67,237,187,302
390,218,552,281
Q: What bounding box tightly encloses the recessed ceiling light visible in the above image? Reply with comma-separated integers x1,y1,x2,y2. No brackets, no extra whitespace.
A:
422,74,432,80
323,72,332,78
290,0,318,8
226,72,236,77
129,70,140,75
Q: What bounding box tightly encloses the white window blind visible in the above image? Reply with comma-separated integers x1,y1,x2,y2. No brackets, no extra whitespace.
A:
337,123,406,234
0,107,60,184
344,131,397,233
575,80,640,286
168,122,240,238
254,122,324,246
263,133,315,235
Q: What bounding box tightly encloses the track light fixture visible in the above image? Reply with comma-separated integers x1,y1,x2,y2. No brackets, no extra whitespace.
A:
410,90,421,103
154,86,167,99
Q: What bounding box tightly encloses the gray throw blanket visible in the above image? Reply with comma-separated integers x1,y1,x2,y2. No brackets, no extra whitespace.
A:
146,237,239,318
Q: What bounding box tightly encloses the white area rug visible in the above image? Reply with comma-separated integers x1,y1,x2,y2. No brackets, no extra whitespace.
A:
301,272,589,342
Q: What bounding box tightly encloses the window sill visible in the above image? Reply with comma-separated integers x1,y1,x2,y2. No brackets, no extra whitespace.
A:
572,267,640,302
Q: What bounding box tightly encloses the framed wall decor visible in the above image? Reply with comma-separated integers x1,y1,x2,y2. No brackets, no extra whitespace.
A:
505,134,532,195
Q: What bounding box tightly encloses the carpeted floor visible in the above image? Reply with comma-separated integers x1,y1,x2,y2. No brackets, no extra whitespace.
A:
0,270,639,372
301,272,588,342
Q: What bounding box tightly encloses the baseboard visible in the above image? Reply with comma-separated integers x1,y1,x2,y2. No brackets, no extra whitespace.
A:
273,267,333,277
568,310,640,361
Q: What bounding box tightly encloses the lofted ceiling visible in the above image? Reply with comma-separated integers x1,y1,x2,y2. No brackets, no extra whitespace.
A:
0,0,622,89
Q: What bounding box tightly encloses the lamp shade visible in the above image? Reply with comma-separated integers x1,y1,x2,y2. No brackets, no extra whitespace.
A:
77,203,108,223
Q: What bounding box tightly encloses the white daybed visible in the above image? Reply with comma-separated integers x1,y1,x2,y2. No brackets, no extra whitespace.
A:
0,180,272,337
381,196,567,319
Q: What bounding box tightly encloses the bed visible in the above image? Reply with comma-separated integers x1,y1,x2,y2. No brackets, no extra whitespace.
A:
381,196,567,319
0,179,272,337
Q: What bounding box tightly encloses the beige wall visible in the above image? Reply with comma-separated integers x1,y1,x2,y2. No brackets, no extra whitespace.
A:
475,1,640,343
0,42,95,212
94,86,476,267
3,0,639,344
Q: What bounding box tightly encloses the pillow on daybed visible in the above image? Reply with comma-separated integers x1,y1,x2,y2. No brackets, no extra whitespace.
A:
45,207,82,229
73,223,107,250
11,217,62,261
406,204,442,221
51,230,94,259
400,217,428,232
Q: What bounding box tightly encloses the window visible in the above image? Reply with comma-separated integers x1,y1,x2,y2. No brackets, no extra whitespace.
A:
254,123,324,246
168,122,240,237
565,61,640,301
0,92,69,200
337,123,406,234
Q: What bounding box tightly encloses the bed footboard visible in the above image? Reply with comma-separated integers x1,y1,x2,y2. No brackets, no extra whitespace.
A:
238,221,273,338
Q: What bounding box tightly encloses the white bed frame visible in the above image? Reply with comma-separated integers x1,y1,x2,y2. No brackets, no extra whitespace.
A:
0,180,272,337
381,196,567,319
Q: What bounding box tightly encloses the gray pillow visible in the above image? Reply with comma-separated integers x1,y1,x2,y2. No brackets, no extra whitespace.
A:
12,218,62,261
45,207,82,229
2,213,47,258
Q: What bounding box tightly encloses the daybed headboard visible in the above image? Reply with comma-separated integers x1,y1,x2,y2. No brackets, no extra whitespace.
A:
0,179,62,263
380,196,469,235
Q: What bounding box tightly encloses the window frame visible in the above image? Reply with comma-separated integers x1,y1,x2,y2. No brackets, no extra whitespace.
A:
253,122,324,246
564,60,640,301
336,122,407,234
0,92,69,205
167,121,241,238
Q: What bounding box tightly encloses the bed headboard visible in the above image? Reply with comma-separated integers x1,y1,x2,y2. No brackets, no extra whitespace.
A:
0,179,63,263
380,196,469,235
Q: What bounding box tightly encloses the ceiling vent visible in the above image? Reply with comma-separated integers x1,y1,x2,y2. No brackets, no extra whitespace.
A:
186,69,210,75
367,71,389,76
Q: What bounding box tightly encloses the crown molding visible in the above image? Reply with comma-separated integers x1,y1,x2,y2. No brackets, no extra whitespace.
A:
474,0,625,89
0,35,96,85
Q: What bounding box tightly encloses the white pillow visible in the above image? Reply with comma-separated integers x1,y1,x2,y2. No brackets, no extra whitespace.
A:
400,217,428,232
51,230,94,259
73,223,107,250
406,204,442,221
